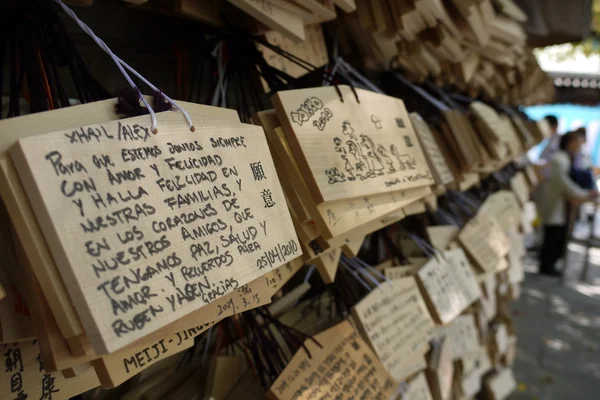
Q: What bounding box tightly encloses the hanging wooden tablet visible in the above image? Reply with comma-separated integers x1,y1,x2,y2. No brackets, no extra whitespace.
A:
252,111,314,223
410,113,454,187
10,113,300,353
510,116,535,149
228,0,306,43
458,213,510,273
426,337,453,400
510,172,528,207
426,225,460,252
523,164,538,188
273,86,434,204
313,247,341,283
268,320,396,400
506,230,524,285
417,248,481,324
290,0,336,20
441,109,480,172
258,25,329,91
9,236,95,372
0,339,99,400
353,277,435,382
384,264,421,280
478,190,521,234
92,267,277,388
404,198,427,216
452,0,490,47
264,258,305,296
457,347,491,398
341,234,364,258
333,0,356,12
203,355,250,400
0,99,240,344
262,0,318,22
437,314,480,360
499,115,523,157
484,368,516,400
403,372,434,400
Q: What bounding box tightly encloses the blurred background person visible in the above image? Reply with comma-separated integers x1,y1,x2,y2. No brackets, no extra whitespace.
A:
538,114,560,163
539,131,598,276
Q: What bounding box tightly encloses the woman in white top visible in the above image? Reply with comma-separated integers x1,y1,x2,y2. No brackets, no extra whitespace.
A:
539,131,598,276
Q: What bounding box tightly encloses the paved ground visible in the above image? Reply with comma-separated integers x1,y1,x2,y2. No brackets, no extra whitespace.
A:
509,239,600,400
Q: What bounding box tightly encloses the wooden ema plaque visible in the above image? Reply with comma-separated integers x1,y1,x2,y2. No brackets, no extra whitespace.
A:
484,368,517,400
417,249,481,325
272,86,434,204
426,337,453,400
426,225,459,252
10,113,300,353
353,277,434,382
507,229,524,284
1,153,298,388
436,314,480,361
258,25,329,86
458,213,510,273
383,264,421,280
0,339,99,400
403,372,434,400
410,113,454,187
478,191,521,234
227,0,306,43
509,172,529,207
253,111,429,242
0,100,240,343
268,320,397,400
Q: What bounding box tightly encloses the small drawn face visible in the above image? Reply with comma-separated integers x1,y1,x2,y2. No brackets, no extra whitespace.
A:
334,137,342,146
347,141,357,154
360,135,370,147
342,121,354,136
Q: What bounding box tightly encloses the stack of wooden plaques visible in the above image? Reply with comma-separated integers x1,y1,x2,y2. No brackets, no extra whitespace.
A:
0,90,545,399
0,0,561,395
252,85,436,283
336,0,553,105
0,98,308,397
225,0,356,42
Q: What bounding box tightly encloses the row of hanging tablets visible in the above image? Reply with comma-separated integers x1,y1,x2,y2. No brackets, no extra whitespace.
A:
0,85,543,399
0,2,551,400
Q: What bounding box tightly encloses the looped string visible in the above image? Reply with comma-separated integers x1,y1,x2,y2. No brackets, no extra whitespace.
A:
53,0,195,133
340,259,372,290
304,265,316,283
451,190,481,214
337,58,383,94
405,232,435,257
435,207,461,227
210,41,228,108
345,257,381,287
352,257,393,288
394,73,449,111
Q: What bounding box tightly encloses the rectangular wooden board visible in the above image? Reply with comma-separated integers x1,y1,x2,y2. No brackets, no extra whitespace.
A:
272,85,434,204
353,277,434,381
10,113,300,353
268,320,396,400
0,339,99,400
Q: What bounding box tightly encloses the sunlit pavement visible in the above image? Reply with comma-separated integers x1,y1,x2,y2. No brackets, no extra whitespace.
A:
509,244,600,399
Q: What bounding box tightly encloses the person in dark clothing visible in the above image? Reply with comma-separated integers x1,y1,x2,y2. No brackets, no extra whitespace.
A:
539,131,598,276
570,127,596,190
